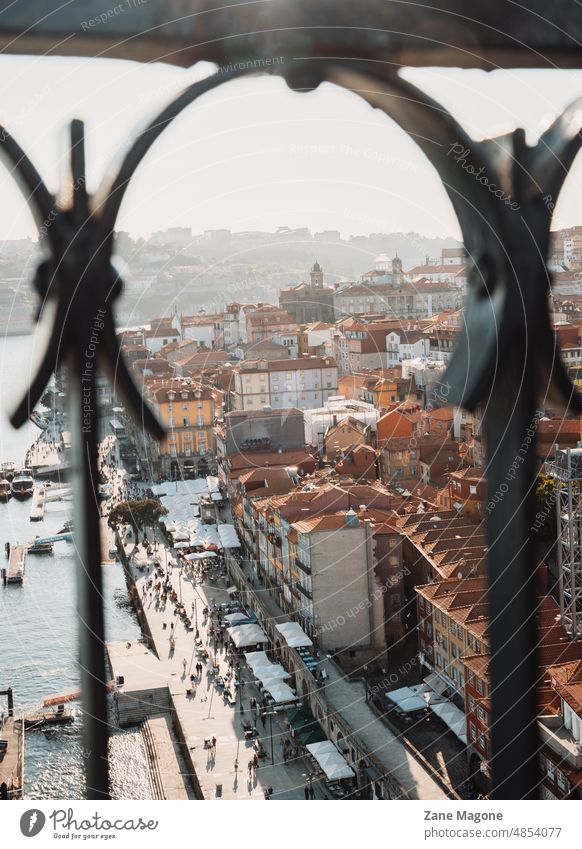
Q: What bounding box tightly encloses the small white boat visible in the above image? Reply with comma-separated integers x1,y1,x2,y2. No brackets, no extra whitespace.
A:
0,478,11,501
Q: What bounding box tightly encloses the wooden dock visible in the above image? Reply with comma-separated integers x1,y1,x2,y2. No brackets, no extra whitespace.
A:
2,545,26,585
0,717,24,799
30,484,46,521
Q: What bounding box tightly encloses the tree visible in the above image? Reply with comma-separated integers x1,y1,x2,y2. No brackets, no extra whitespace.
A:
534,473,557,545
108,498,168,551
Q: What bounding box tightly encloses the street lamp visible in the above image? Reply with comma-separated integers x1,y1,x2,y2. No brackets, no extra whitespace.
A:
423,689,431,719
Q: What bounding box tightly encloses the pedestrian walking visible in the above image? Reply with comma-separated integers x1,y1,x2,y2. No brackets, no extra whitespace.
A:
182,658,187,674
211,736,217,752
248,761,253,779
304,786,310,800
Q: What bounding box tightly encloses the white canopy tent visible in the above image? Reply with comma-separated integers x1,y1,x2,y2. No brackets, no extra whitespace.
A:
430,701,467,744
264,682,297,704
386,684,447,714
306,741,355,781
185,551,217,561
217,524,241,549
244,651,272,671
227,623,268,648
276,622,313,649
224,612,250,626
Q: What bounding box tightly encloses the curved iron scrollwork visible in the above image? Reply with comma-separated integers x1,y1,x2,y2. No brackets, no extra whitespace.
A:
1,57,582,799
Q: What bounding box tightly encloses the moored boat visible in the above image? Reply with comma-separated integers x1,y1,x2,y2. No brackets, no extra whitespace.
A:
27,539,54,555
0,461,16,481
11,470,34,499
0,478,11,501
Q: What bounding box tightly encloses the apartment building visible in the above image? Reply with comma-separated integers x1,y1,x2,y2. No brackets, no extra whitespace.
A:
245,305,297,344
146,379,215,478
236,481,409,661
416,576,489,699
462,594,582,797
233,356,338,411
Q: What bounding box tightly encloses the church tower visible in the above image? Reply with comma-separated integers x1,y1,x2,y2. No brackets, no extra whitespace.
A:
392,255,403,286
310,260,324,288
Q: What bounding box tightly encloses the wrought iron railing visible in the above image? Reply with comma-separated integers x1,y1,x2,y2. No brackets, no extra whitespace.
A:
2,1,582,800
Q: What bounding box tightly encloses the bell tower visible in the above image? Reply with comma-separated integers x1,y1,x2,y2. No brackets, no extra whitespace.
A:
310,260,324,288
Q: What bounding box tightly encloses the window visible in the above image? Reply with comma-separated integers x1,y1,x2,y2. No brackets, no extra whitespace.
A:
476,678,484,695
168,416,175,428
436,653,442,669
467,633,473,649
450,621,456,636
475,639,481,653
182,403,189,410
451,643,457,658
168,403,173,411
470,722,476,742
442,637,448,651
557,770,567,792
457,626,463,640
477,705,486,723
546,761,556,782
419,597,425,611
425,601,432,613
467,671,474,685
469,695,475,713
478,734,486,751
183,417,189,427
435,630,441,646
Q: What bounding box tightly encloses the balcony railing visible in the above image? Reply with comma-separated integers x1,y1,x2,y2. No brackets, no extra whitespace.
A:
295,557,312,576
3,1,582,801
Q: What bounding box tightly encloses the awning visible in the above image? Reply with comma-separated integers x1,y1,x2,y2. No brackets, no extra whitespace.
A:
298,727,327,746
424,672,449,696
306,741,355,781
217,524,241,549
264,682,297,704
224,612,254,626
385,685,426,712
430,701,467,744
227,623,269,648
276,622,313,648
185,551,217,561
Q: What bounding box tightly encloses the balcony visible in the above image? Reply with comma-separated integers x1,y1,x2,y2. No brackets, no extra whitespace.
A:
295,557,312,576
538,716,582,770
297,582,313,600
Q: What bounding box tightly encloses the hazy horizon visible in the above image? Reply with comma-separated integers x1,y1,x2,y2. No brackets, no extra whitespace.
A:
1,57,582,242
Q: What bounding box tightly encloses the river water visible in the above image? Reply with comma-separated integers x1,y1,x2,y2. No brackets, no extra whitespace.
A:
0,335,152,799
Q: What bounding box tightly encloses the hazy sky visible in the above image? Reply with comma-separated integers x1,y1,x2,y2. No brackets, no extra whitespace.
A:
1,56,582,241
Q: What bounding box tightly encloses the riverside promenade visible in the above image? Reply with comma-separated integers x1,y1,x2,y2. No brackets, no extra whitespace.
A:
109,529,314,801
